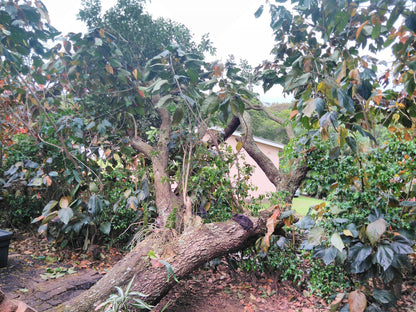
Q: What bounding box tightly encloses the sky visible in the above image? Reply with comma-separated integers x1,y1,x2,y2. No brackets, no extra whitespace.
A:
41,0,291,103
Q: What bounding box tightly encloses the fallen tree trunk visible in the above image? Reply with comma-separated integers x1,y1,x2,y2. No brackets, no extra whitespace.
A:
54,214,269,312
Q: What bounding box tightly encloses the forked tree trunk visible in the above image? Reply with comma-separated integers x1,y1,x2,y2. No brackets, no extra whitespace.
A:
52,110,309,312
54,215,268,312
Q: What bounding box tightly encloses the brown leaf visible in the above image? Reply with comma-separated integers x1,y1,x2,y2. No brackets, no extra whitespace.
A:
132,69,138,79
44,176,52,186
105,63,114,75
356,20,369,40
336,61,347,84
59,196,71,209
303,58,312,73
263,207,281,251
348,290,367,312
290,110,298,120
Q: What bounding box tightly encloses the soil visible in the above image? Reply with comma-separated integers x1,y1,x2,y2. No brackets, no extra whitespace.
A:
0,229,415,312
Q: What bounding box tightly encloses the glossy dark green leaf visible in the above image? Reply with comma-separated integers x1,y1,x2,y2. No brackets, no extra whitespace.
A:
349,243,373,274
357,80,372,100
323,246,338,265
88,194,103,216
346,136,357,153
376,244,394,271
337,88,354,114
391,235,413,254
405,13,416,32
270,5,292,32
285,73,310,92
352,125,376,142
295,215,315,230
372,289,396,307
314,97,325,117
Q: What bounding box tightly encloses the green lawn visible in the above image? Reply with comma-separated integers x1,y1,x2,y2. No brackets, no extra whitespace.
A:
292,196,327,216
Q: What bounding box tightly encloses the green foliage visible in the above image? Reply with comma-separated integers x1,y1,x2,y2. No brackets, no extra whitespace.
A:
249,108,291,144
256,0,416,152
308,258,351,298
40,267,77,281
78,0,215,67
300,133,416,309
96,275,153,312
187,144,255,222
239,236,305,286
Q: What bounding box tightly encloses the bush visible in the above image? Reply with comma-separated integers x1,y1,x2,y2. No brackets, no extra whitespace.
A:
301,133,416,310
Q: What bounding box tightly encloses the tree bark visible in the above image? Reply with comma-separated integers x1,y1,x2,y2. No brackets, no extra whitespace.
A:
130,108,179,227
54,215,268,312
238,111,309,201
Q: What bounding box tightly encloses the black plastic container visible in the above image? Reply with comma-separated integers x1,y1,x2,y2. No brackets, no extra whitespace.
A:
0,230,13,268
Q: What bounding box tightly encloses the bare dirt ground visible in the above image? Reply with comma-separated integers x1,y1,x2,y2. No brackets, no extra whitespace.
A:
1,229,415,312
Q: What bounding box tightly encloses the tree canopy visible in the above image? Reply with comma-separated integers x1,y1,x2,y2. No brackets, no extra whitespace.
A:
1,0,415,311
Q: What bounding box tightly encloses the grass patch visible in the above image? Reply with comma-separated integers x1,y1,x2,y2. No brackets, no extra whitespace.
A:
292,196,327,216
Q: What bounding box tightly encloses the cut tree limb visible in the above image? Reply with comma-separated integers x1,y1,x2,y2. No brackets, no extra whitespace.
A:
53,215,269,312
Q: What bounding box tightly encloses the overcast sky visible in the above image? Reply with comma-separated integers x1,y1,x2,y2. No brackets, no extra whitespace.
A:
41,0,290,102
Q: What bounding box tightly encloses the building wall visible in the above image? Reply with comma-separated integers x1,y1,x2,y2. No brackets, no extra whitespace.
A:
224,134,282,198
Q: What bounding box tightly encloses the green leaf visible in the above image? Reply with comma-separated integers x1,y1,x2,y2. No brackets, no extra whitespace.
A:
391,235,413,254
285,73,310,92
372,289,396,307
100,222,111,235
349,243,373,274
148,250,157,259
308,226,325,246
405,13,416,33
158,259,179,283
58,207,73,225
346,136,357,153
156,95,173,108
371,23,381,39
28,177,43,186
186,68,198,83
337,88,354,114
323,246,338,265
202,93,219,114
366,219,386,245
151,79,169,93
331,232,345,252
254,5,264,18
295,215,315,230
357,80,372,100
172,108,184,125
376,244,394,271
88,195,103,216
314,98,325,117
89,182,99,193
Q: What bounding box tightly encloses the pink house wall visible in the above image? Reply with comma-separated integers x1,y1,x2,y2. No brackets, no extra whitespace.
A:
224,134,283,197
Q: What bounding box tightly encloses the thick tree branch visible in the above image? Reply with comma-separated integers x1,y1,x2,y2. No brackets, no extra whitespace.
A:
130,108,178,227
54,214,269,312
238,111,309,201
222,115,240,141
238,111,283,187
